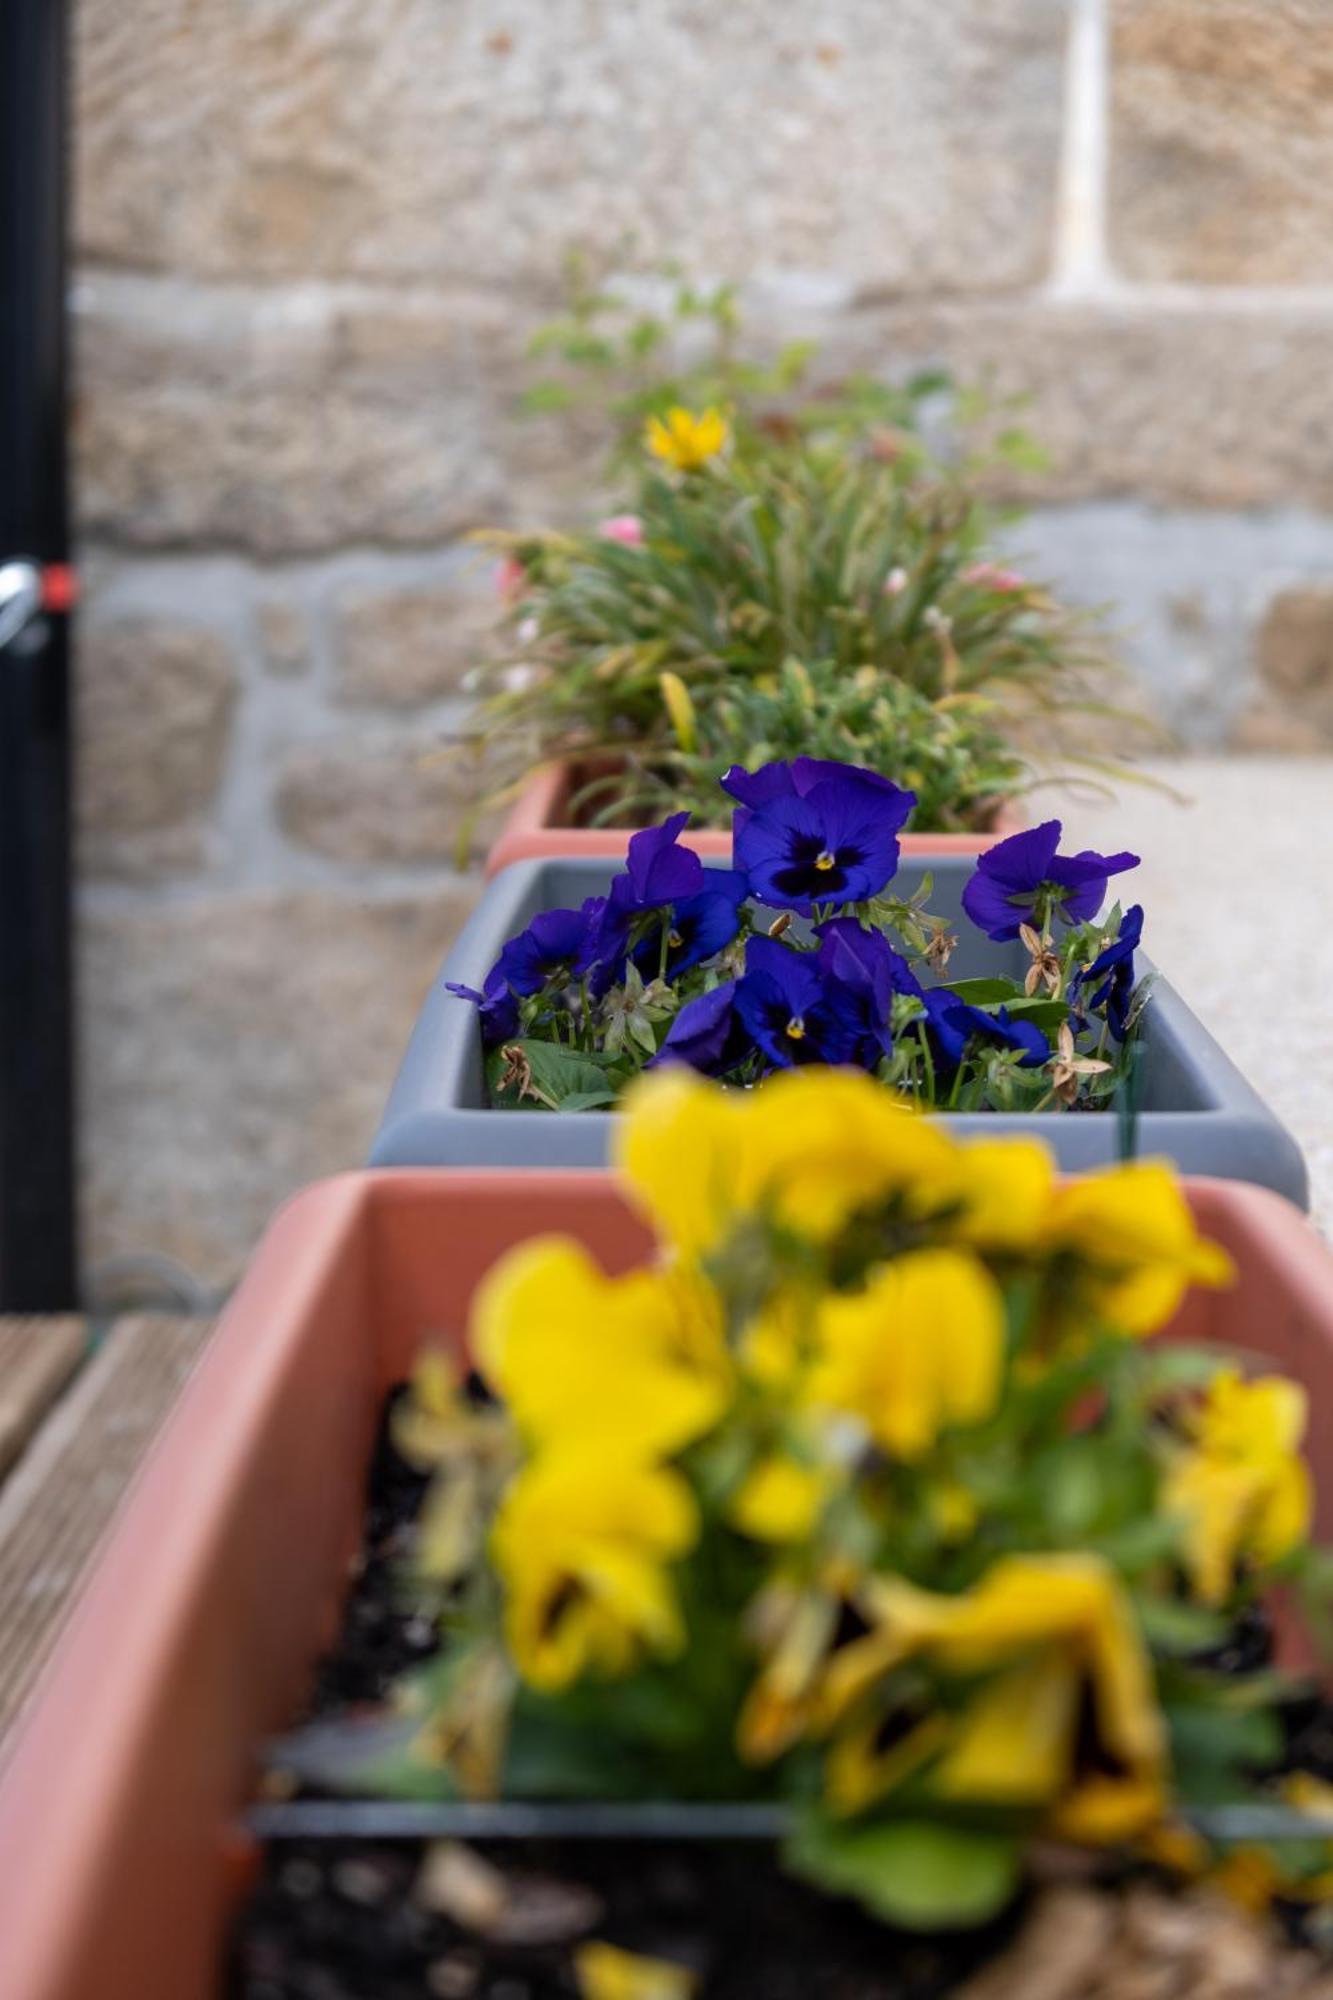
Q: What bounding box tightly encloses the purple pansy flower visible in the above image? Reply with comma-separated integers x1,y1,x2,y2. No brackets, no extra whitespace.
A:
1076,903,1144,1041
631,869,749,983
653,980,750,1076
733,935,857,1069
815,918,922,1065
591,813,708,967
446,964,520,1047
734,765,916,916
921,989,1049,1070
961,821,1140,942
492,904,599,996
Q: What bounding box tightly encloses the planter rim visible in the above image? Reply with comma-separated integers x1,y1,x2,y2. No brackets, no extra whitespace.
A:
0,1167,1328,2000
484,759,1025,877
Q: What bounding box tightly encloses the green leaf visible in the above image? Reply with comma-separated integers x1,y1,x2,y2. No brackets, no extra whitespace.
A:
1001,997,1069,1033
785,1812,1021,1932
943,978,1015,1005
1165,1699,1284,1804
486,1039,614,1111
557,1087,620,1113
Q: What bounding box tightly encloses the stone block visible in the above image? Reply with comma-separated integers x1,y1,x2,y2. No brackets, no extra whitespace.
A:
76,0,1067,294
80,885,478,1286
275,736,493,864
78,615,237,878
1110,0,1333,283
332,578,500,708
74,278,511,554
1233,585,1333,748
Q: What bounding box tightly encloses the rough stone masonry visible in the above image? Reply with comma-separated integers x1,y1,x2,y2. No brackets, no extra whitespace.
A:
72,0,1333,1285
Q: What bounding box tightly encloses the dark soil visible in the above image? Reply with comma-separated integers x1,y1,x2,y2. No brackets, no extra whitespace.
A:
231,1836,1015,2000
304,1387,440,1719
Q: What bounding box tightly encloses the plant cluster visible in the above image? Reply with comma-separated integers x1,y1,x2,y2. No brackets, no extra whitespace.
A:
344,1071,1332,1929
474,276,1129,833
450,760,1146,1116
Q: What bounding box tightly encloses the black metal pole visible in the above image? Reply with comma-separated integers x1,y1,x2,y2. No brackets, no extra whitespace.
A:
0,0,78,1308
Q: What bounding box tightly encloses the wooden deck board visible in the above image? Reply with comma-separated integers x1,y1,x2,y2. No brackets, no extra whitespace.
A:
0,1318,87,1483
0,1314,213,1750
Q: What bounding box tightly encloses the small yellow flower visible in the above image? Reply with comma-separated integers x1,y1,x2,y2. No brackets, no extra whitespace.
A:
644,404,729,471
575,1940,698,2000
820,1554,1166,1834
472,1235,730,1458
1043,1159,1233,1335
492,1452,698,1692
658,670,698,752
810,1248,1005,1461
1164,1368,1312,1604
729,1452,831,1543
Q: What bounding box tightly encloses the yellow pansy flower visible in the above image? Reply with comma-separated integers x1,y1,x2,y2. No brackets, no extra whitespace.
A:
809,1249,1005,1461
472,1235,730,1458
1164,1368,1312,1604
617,1067,963,1260
821,1554,1166,1834
644,404,729,471
492,1452,698,1691
1043,1159,1233,1335
575,1940,698,2000
729,1452,831,1543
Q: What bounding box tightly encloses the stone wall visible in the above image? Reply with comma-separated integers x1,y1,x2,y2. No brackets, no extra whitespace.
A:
73,0,1333,1288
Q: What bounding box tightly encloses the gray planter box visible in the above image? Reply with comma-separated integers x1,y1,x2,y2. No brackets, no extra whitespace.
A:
371,857,1309,1208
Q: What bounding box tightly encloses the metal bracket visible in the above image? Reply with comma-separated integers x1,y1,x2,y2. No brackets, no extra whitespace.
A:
0,559,43,651
0,558,76,651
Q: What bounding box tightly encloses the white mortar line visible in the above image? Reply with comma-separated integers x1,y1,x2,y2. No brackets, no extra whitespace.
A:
1048,0,1113,300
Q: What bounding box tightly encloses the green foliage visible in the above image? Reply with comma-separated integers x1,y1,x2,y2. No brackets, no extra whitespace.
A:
470,265,1141,830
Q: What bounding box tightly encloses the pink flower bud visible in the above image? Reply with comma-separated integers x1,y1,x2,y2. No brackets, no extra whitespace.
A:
962,561,1025,594
495,555,527,602
598,514,645,547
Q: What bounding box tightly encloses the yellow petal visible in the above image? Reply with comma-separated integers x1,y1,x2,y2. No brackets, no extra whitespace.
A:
1045,1161,1234,1335
934,1653,1079,1805
1051,1774,1166,1845
950,1137,1056,1251
811,1248,1005,1460
659,670,697,752
616,1069,743,1261
472,1236,729,1457
576,1941,698,2000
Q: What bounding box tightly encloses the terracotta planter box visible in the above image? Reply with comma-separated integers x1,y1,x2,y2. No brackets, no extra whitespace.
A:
484,761,1024,878
0,1170,1330,2000
371,856,1309,1208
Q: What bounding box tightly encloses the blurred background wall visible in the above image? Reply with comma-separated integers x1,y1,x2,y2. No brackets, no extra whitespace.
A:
72,0,1333,1288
